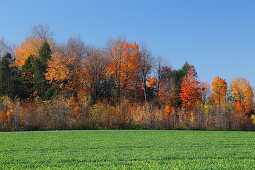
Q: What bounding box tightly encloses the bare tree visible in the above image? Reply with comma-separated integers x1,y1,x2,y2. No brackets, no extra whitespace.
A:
0,38,15,57
29,24,53,41
65,36,87,59
83,47,108,104
137,44,153,102
57,36,87,66
154,56,165,97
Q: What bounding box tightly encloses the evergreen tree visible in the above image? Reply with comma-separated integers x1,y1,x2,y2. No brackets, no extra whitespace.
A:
38,41,52,72
21,41,59,99
21,55,39,97
172,62,190,85
0,53,21,98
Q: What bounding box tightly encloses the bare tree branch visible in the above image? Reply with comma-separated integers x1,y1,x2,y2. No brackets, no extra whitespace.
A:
29,24,53,41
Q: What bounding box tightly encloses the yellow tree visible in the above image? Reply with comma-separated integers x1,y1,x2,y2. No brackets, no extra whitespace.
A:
45,52,83,92
14,38,55,66
211,77,227,106
45,52,69,88
231,78,254,114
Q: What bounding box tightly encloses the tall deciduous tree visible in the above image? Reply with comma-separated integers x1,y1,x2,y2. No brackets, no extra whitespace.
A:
198,82,210,104
211,77,227,106
29,24,53,41
180,66,200,109
82,47,109,104
158,66,178,107
45,52,69,87
45,37,86,97
231,78,254,114
137,45,152,102
107,40,142,103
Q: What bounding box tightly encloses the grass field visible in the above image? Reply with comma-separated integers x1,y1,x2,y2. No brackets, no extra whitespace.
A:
0,130,254,169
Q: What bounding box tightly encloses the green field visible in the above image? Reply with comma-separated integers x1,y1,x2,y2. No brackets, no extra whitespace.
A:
0,130,254,169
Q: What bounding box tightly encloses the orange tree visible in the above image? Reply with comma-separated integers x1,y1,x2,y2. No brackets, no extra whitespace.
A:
180,65,201,110
211,77,227,107
231,78,254,114
14,38,55,67
107,40,142,103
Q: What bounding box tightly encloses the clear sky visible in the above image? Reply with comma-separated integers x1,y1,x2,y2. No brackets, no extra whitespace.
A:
0,0,255,86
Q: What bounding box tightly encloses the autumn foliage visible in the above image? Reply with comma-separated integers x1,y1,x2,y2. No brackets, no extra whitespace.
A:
211,77,227,106
14,38,55,66
180,66,201,109
231,78,254,114
107,41,143,101
147,77,157,88
0,26,254,131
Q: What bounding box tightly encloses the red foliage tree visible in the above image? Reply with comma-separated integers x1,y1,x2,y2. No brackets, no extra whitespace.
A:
180,66,201,109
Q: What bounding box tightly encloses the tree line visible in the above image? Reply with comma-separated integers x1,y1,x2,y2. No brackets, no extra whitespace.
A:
0,24,254,131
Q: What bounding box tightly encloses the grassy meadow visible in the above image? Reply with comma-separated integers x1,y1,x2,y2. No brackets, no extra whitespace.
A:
0,130,254,169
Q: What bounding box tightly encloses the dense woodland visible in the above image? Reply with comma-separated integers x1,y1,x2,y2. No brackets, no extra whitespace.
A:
0,24,254,131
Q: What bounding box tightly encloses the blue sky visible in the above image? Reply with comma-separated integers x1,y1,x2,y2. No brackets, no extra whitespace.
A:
0,0,255,86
